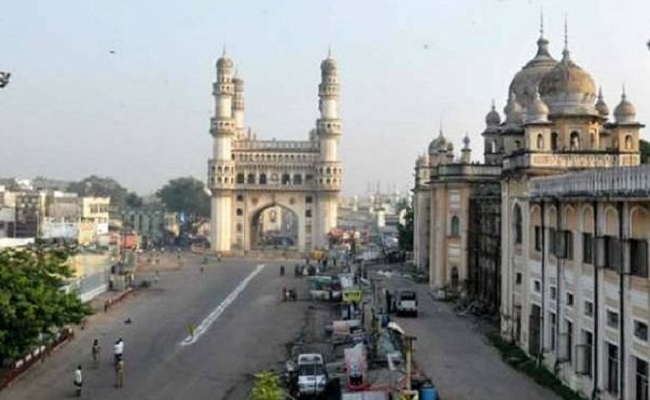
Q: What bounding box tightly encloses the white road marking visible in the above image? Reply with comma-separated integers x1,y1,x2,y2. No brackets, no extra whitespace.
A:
180,264,265,346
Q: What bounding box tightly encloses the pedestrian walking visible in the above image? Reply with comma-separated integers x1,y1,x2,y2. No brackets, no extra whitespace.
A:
114,338,124,364
73,365,83,396
114,359,124,388
91,339,100,369
104,300,110,313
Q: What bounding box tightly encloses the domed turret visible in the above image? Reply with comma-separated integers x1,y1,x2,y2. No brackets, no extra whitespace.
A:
428,129,447,155
216,47,234,69
595,87,609,117
538,29,597,116
485,100,501,127
321,49,337,73
508,20,558,109
504,92,524,126
525,88,549,123
614,90,637,124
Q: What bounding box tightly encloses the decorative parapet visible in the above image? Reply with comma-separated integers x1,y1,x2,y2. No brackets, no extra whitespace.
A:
436,164,502,177
232,140,319,151
529,165,650,199
504,152,640,171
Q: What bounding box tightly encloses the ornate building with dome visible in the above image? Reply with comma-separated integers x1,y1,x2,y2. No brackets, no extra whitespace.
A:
414,23,650,399
207,52,342,254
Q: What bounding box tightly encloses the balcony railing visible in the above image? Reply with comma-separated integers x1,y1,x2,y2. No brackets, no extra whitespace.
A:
529,165,650,199
232,140,319,151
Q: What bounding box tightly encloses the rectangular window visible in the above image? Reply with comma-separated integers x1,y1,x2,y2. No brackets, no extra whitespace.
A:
564,231,573,260
550,286,557,301
637,358,649,400
579,330,593,377
534,226,542,251
630,239,649,278
604,235,622,270
566,292,574,307
305,196,313,204
583,233,593,264
566,320,573,364
584,301,594,317
549,312,557,351
515,272,522,285
305,210,312,218
635,321,649,342
607,343,619,395
534,280,541,293
607,310,619,329
549,228,557,256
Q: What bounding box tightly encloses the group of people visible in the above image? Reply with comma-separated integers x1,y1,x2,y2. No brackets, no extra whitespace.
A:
74,337,125,396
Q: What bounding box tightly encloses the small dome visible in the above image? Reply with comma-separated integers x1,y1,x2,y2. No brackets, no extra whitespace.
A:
428,129,447,155
614,91,637,124
504,92,524,125
508,36,559,109
216,55,234,69
595,87,609,117
321,57,337,73
446,142,454,152
539,48,597,115
525,89,549,123
485,101,501,126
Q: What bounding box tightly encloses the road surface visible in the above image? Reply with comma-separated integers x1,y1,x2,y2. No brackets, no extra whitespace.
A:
1,255,307,400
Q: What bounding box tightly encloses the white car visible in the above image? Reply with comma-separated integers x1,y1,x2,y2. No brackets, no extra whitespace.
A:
297,353,327,396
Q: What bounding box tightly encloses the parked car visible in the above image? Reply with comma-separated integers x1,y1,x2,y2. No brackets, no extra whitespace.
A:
297,353,327,396
396,290,418,317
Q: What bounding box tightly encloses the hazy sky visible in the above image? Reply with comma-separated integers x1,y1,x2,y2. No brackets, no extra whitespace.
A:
1,0,649,196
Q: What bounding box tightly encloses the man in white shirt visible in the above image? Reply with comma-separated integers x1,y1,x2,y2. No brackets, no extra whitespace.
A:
114,338,124,363
73,365,83,395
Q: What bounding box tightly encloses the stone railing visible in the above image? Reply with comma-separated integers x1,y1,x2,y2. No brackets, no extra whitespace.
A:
232,140,319,151
529,165,650,199
436,164,502,177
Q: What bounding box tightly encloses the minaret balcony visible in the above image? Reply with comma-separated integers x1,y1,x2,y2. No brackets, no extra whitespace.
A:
210,118,236,135
318,84,339,97
212,82,234,96
317,120,342,135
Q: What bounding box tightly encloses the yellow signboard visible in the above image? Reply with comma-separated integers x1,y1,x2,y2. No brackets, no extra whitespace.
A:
342,289,362,304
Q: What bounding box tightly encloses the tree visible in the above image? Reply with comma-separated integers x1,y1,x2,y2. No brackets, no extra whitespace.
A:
397,202,414,252
249,371,283,400
0,244,91,364
68,175,129,210
156,177,210,223
640,139,650,164
125,192,143,209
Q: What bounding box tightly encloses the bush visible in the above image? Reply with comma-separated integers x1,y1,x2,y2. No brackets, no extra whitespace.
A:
249,371,283,400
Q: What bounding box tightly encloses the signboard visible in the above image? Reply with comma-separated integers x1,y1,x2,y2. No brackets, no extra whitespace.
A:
342,289,362,304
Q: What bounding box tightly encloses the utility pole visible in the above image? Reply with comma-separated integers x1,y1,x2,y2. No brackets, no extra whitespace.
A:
403,335,417,391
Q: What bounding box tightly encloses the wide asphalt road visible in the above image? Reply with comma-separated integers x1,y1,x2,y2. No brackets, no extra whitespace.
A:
1,255,308,400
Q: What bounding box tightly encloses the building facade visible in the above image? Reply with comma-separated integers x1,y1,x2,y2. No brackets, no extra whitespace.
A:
413,22,650,399
207,52,342,253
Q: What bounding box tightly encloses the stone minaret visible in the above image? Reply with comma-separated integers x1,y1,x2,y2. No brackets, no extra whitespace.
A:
208,50,236,253
232,72,246,140
315,51,342,247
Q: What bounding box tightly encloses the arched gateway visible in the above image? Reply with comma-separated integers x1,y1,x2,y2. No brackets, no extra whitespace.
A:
207,52,342,254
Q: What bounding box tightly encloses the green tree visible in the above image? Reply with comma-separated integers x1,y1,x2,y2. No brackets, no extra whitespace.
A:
156,177,210,222
68,175,129,210
0,244,91,364
125,192,143,208
249,371,283,400
397,202,414,252
640,139,650,164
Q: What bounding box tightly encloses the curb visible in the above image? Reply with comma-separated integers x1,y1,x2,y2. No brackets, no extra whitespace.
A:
101,287,135,312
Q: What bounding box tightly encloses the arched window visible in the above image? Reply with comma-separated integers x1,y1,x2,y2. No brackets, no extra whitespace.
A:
236,173,245,184
293,174,303,185
490,140,497,153
450,216,460,237
282,174,291,185
536,134,544,149
591,133,596,149
625,135,633,150
514,205,523,245
236,208,243,216
247,173,255,184
570,131,580,151
259,174,267,184
217,166,222,173
551,132,559,151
